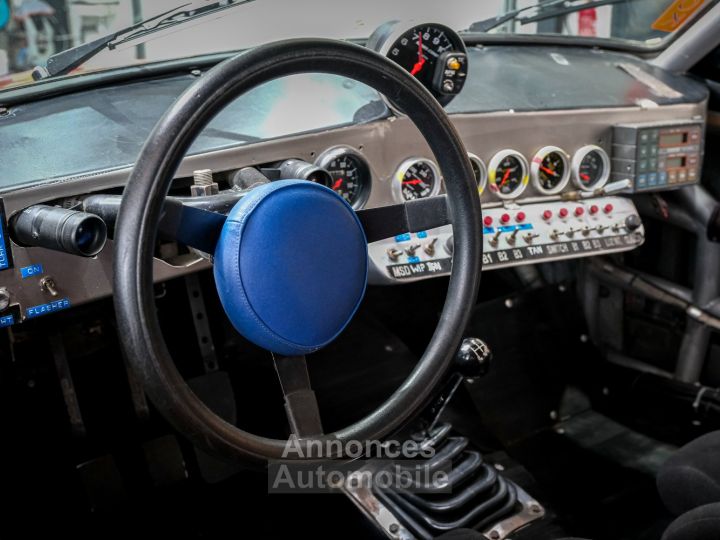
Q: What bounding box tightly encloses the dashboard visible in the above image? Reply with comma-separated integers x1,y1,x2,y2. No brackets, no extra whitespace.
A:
0,23,710,328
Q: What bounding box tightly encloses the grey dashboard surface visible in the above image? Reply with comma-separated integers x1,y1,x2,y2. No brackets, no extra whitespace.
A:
0,45,708,190
446,46,708,113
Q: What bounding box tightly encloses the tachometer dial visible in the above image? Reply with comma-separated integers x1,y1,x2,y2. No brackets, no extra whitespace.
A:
468,153,487,195
315,147,371,209
368,21,468,106
531,146,570,195
392,158,441,202
572,145,610,191
488,150,529,200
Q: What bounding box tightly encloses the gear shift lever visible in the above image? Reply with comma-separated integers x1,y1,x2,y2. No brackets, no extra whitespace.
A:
454,337,493,380
422,338,492,434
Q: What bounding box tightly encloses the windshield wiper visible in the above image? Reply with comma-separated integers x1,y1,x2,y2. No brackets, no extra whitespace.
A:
468,0,566,33
469,0,629,33
33,0,256,81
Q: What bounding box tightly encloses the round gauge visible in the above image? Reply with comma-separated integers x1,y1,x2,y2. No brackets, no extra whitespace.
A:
392,158,441,202
531,146,570,195
315,146,371,209
487,150,529,200
367,21,468,106
468,153,487,195
572,145,610,191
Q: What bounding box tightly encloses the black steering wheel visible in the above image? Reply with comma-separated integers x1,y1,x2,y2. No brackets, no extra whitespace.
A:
113,39,482,462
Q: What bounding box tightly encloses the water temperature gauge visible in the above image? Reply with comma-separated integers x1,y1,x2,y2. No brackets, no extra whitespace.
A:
572,145,610,191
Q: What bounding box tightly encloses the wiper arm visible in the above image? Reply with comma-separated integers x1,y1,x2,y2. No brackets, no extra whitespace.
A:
33,0,256,80
468,0,566,33
469,0,628,33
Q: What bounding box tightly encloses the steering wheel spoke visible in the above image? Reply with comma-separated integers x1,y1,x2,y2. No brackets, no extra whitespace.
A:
356,195,450,243
272,354,324,438
158,198,228,254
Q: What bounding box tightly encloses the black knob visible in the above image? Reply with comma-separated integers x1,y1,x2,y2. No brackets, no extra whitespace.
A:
625,214,642,232
454,338,492,380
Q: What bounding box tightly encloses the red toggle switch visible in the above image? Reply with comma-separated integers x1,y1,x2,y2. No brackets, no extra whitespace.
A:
542,210,553,220
604,203,614,214
589,205,599,215
575,207,585,217
559,208,569,218
484,216,493,227
516,212,526,222
500,213,511,224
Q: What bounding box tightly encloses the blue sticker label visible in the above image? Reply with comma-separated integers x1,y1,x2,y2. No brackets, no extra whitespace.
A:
394,233,412,243
416,231,428,239
0,217,8,271
0,314,13,328
483,227,494,234
20,264,44,279
408,256,420,263
498,224,534,233
26,298,71,319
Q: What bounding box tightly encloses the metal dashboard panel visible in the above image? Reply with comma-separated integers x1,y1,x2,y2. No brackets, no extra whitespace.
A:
0,44,709,323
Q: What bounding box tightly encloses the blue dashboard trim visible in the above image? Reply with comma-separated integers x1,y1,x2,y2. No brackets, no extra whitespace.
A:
26,298,71,319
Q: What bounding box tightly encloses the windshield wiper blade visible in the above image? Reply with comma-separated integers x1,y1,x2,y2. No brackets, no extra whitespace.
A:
519,0,628,25
33,0,256,80
468,0,566,33
469,0,630,33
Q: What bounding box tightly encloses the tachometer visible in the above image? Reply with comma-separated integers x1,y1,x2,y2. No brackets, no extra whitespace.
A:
368,21,468,106
392,158,441,202
488,150,529,200
315,146,371,209
572,145,610,191
531,146,570,195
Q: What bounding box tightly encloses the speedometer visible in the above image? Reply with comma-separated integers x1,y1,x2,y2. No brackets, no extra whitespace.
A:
368,21,468,106
392,158,441,202
315,146,371,209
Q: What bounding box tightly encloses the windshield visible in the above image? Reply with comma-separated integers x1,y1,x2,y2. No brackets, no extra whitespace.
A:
0,0,715,90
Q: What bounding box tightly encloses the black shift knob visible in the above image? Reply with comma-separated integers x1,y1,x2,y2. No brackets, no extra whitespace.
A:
454,338,492,380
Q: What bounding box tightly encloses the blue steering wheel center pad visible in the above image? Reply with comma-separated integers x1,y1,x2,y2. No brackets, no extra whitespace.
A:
213,180,368,356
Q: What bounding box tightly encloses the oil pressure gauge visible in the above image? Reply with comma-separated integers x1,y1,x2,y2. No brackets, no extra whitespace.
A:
488,150,529,200
392,158,441,202
531,146,570,195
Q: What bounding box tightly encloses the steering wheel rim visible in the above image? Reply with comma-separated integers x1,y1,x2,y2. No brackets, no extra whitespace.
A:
114,38,482,462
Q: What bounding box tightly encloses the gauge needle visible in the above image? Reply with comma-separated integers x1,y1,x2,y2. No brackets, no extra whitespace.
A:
580,173,590,181
410,32,425,76
540,165,558,177
403,179,423,185
332,178,343,190
499,168,511,187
